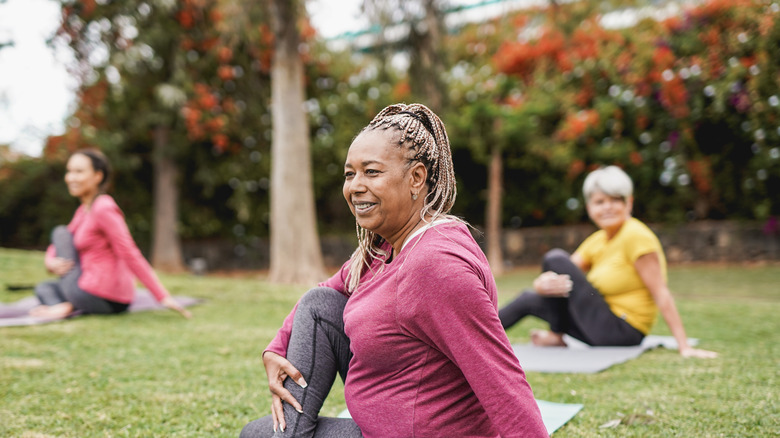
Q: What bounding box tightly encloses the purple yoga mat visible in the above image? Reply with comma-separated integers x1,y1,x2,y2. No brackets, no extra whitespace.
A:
0,289,202,327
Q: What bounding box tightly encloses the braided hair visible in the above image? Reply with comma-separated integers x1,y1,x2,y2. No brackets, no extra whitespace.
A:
345,103,458,293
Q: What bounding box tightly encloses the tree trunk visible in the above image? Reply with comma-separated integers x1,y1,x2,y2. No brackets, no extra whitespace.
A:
268,0,326,285
486,144,504,275
409,0,447,112
151,125,185,272
420,0,446,112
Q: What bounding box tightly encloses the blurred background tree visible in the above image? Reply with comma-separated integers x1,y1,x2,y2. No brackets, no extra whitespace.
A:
361,0,450,112
14,0,277,270
267,0,325,284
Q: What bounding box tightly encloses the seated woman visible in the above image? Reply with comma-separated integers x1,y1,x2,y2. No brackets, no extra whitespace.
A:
241,104,548,437
31,148,191,319
499,166,716,358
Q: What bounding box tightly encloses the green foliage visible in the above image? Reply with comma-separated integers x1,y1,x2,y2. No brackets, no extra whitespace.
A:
4,0,780,251
49,0,278,245
468,0,780,224
1,249,779,436
0,159,74,248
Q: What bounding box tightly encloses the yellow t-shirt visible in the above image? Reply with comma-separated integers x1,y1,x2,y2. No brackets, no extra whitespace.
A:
574,217,665,334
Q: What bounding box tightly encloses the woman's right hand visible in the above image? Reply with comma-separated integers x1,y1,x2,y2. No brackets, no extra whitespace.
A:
533,271,573,297
160,296,193,319
45,257,75,277
262,351,307,433
680,346,719,359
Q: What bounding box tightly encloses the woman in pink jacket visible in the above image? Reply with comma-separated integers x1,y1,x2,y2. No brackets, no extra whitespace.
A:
30,148,190,319
241,104,547,438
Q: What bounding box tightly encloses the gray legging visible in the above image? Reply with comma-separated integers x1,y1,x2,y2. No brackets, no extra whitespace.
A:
498,248,644,346
34,225,128,314
240,287,362,438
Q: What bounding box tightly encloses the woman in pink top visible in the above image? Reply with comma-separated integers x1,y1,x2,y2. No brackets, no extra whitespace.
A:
30,149,190,319
241,104,547,438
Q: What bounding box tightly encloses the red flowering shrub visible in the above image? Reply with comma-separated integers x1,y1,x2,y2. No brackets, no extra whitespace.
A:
453,0,780,223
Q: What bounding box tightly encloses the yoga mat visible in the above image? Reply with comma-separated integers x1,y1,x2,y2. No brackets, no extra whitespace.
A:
513,335,699,374
337,399,582,435
535,399,584,435
0,289,202,327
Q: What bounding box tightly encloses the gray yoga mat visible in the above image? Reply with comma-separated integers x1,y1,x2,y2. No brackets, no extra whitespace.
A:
513,335,698,374
0,289,202,327
337,398,583,435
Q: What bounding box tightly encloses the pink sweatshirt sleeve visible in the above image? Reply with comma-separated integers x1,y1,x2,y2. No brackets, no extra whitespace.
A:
400,249,548,437
92,197,170,302
265,260,351,357
264,303,299,358
45,245,56,269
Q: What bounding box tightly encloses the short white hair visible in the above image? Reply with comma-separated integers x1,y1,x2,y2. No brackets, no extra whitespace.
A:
582,166,633,201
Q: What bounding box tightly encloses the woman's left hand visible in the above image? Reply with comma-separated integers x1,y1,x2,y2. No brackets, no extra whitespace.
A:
533,271,573,297
680,346,718,358
161,296,192,319
46,257,75,276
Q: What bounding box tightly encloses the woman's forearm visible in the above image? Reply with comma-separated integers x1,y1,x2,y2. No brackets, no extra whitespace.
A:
655,290,691,351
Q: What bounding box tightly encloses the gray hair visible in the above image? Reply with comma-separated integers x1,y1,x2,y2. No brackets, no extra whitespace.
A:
582,166,633,201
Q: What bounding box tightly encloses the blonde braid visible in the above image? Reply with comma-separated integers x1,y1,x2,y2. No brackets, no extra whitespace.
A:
345,103,458,294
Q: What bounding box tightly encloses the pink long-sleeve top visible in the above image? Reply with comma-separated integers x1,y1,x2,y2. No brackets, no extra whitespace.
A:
266,221,547,438
45,195,170,304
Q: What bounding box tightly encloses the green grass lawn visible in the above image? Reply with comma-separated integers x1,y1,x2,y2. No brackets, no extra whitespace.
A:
1,247,778,437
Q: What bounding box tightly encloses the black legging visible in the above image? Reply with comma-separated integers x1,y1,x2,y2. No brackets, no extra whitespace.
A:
34,226,129,314
240,287,363,438
499,248,644,346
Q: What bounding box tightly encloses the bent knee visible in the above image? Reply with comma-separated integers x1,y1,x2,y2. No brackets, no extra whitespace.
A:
34,281,57,297
542,248,570,268
543,248,570,263
298,287,347,310
521,289,538,299
51,225,70,241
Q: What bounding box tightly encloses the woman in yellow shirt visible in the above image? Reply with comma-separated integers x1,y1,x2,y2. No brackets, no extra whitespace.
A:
499,166,717,358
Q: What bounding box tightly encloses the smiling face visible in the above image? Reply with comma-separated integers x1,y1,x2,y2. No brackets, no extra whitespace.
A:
65,153,103,204
585,190,633,237
343,129,426,247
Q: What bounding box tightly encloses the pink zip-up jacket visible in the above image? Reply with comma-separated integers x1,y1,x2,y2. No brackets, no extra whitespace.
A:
46,195,170,304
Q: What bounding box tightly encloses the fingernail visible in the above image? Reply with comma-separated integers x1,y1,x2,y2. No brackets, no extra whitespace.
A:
273,425,277,433
296,407,304,414
280,425,285,432
297,378,307,388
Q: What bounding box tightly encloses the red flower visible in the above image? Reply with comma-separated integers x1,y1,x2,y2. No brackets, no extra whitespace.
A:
212,134,229,152
556,110,599,141
218,65,234,81
177,10,194,29
82,0,96,17
218,46,233,63
567,159,585,179
687,159,712,193
659,76,689,118
392,81,411,101
209,8,222,24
